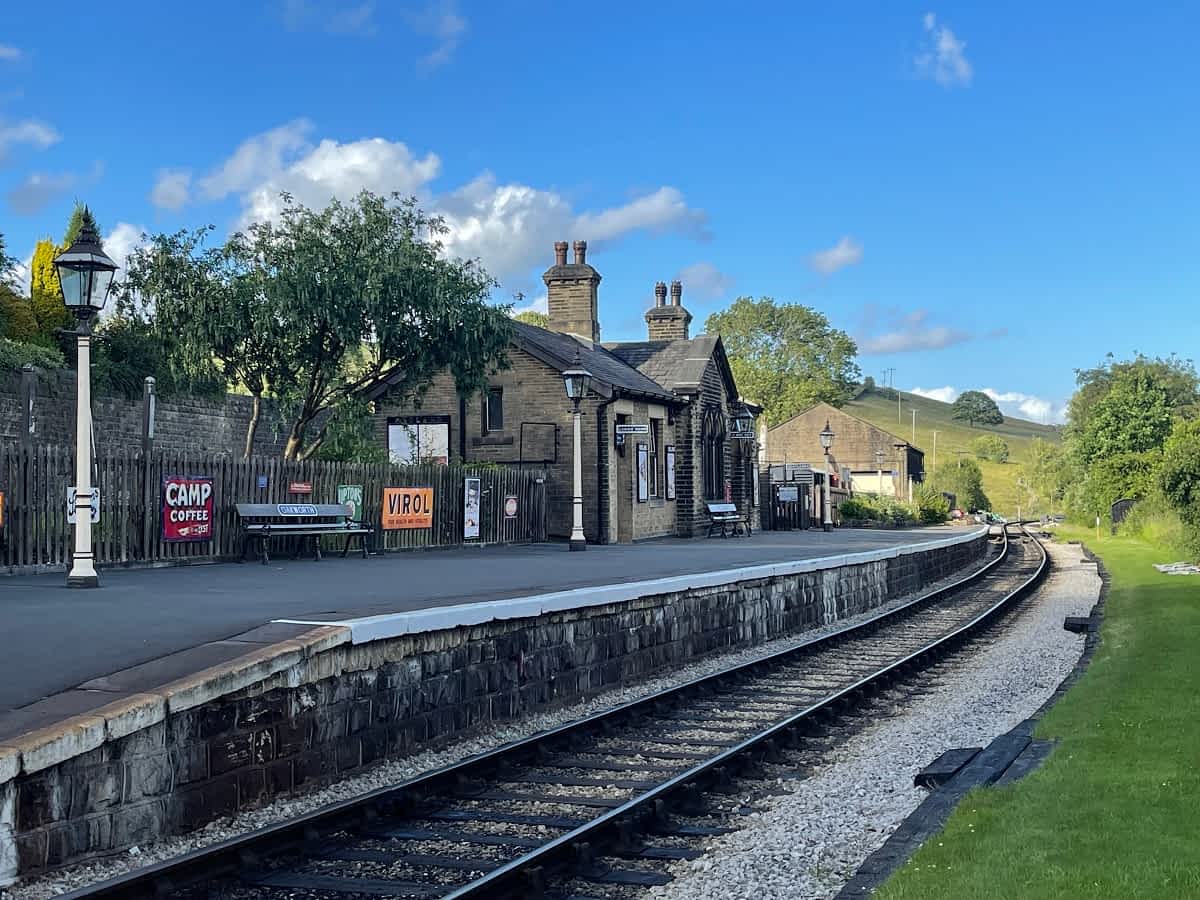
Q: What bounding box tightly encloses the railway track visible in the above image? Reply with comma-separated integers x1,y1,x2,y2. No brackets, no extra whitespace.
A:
65,524,1047,900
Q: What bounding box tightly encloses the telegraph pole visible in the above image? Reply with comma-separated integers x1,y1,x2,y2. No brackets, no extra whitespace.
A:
931,430,940,471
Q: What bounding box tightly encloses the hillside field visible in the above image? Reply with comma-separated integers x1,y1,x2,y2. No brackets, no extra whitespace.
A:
843,388,1061,516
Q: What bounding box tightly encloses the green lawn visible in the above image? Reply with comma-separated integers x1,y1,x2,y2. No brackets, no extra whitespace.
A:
845,388,1062,516
876,526,1200,900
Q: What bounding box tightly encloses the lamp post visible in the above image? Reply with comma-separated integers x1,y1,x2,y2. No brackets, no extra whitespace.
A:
874,448,885,496
819,419,835,532
562,349,592,551
54,213,117,588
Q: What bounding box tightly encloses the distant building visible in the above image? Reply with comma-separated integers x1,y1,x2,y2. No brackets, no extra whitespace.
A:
766,402,925,500
369,241,759,543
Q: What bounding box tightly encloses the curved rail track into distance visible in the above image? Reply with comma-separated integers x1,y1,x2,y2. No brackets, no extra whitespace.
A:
64,523,1048,900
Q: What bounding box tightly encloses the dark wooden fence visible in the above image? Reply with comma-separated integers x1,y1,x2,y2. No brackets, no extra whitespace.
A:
0,443,548,572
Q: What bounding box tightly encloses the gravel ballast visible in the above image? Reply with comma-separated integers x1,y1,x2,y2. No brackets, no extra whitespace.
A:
0,544,997,900
646,540,1101,900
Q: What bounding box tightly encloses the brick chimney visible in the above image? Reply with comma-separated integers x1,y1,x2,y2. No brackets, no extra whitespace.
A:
543,240,602,343
645,279,692,341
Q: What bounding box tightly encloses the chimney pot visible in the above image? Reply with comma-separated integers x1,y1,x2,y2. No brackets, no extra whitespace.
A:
573,240,587,265
554,241,568,267
670,280,682,306
654,281,667,307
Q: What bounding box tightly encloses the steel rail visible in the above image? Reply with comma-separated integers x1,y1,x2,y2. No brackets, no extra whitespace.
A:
61,524,1036,900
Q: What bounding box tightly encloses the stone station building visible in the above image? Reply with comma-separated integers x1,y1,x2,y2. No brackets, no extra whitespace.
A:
370,241,759,544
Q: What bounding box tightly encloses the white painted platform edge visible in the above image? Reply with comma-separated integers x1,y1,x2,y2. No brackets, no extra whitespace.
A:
275,526,988,645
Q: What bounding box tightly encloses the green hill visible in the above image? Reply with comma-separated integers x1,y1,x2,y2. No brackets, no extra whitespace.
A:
843,387,1061,516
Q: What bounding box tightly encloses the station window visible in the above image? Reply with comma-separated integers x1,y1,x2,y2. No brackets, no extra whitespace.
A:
483,388,504,433
649,419,662,497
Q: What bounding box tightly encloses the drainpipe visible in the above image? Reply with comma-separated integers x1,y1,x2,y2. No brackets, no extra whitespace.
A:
595,397,616,544
458,393,468,462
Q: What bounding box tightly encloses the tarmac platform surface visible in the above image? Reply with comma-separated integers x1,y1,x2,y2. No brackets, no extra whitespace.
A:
0,527,963,739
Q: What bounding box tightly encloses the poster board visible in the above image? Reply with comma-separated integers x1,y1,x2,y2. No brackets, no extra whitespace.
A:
463,477,481,540
504,495,518,519
382,487,433,529
337,484,364,522
665,446,676,500
161,476,212,541
636,443,649,502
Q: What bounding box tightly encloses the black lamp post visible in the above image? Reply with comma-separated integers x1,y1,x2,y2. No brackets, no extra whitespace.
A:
54,214,117,588
818,419,835,532
562,349,592,551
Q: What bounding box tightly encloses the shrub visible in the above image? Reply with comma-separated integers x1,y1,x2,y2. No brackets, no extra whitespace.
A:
0,338,66,371
839,497,875,520
916,484,951,524
971,434,1010,463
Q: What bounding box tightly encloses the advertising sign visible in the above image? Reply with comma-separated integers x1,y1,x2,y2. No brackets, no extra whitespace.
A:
636,443,649,502
0,490,6,528
66,487,101,524
665,446,676,500
504,495,519,519
777,485,800,503
382,487,433,530
337,484,364,521
256,474,268,489
288,481,313,494
162,476,213,542
463,477,481,540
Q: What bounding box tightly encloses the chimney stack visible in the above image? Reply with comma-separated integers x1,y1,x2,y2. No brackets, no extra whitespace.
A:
644,279,692,342
543,240,602,343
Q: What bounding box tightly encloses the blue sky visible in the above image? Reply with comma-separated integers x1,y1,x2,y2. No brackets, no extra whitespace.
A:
3,2,1198,424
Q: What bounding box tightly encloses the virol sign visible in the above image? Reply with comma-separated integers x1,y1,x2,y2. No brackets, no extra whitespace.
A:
162,475,215,541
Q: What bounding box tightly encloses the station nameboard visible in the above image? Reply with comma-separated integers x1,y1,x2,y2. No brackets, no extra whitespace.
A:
615,424,650,435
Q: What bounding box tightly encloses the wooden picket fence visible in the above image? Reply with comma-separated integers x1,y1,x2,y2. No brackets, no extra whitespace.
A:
0,442,548,572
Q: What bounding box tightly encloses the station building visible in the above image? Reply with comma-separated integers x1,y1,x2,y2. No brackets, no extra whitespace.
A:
369,241,760,543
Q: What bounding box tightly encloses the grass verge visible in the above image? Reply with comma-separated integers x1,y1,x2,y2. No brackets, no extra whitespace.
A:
875,525,1200,899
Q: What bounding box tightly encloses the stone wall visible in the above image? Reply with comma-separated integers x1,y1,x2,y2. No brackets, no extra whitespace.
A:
0,530,987,880
0,368,289,457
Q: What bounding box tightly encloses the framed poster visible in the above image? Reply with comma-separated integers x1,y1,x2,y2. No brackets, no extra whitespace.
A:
636,443,649,502
162,476,212,542
382,487,434,529
665,446,676,500
464,477,481,540
337,484,363,521
504,495,519,519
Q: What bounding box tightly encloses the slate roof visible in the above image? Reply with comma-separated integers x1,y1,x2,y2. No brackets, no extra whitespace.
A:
606,335,723,392
512,322,678,403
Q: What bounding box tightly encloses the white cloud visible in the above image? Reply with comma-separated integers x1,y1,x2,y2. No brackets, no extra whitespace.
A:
676,261,734,299
6,171,75,215
0,119,60,161
282,0,378,36
807,236,863,276
191,122,710,289
911,385,958,403
408,0,467,69
859,309,971,354
10,251,31,296
150,169,192,210
0,44,21,61
512,293,548,316
916,13,973,87
328,2,377,35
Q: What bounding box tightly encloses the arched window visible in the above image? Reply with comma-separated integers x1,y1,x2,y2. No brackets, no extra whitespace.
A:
701,405,726,500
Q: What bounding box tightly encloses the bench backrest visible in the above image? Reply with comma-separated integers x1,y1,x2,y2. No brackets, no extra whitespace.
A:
706,502,738,515
236,503,356,520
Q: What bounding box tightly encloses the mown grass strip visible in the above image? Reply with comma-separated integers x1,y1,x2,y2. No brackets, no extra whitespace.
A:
876,526,1200,899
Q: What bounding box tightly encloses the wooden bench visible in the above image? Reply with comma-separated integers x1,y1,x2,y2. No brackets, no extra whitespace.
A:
236,503,373,565
706,501,752,538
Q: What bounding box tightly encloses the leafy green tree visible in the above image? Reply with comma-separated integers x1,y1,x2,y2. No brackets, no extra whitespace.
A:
29,237,71,344
1160,420,1200,528
1067,450,1161,521
63,202,101,247
1025,437,1070,510
971,434,1009,463
705,296,859,425
513,309,550,328
930,457,990,511
1070,367,1173,467
951,390,1003,426
1068,354,1199,436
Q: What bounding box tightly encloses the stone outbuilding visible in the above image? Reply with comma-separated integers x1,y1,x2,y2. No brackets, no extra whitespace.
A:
370,241,759,543
767,402,924,500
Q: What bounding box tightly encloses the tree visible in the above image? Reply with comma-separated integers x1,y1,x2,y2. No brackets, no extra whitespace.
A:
1160,420,1200,528
1025,437,1070,510
29,238,71,345
1068,354,1199,436
971,434,1009,463
929,457,990,511
1070,367,1173,467
63,202,101,247
952,390,1003,426
513,309,550,328
705,296,860,425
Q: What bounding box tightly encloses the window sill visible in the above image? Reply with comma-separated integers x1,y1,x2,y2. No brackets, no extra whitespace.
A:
472,435,514,447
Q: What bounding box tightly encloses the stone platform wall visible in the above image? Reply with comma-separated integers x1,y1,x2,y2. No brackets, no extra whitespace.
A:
1,531,988,881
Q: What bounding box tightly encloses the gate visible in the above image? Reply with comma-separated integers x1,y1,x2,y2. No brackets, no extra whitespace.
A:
763,463,815,531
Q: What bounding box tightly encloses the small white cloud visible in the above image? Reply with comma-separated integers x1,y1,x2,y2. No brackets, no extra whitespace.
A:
859,309,971,354
911,385,959,403
282,0,377,35
513,293,548,316
10,251,32,295
150,169,192,210
981,388,1065,424
915,13,973,87
0,119,60,161
807,236,863,276
0,44,21,61
408,0,467,69
676,261,734,299
6,171,75,215
576,187,710,243
198,118,315,201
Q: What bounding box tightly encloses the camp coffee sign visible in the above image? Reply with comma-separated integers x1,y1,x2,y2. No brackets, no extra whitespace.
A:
162,475,215,542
